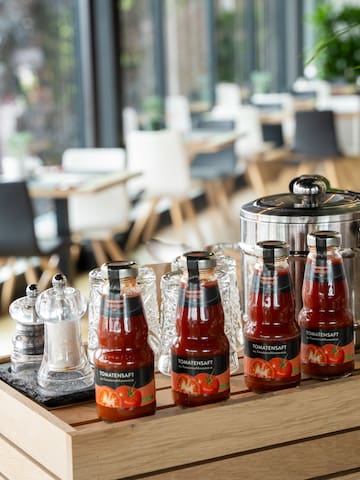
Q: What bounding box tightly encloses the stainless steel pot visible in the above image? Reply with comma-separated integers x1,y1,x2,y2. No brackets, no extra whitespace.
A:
240,175,360,348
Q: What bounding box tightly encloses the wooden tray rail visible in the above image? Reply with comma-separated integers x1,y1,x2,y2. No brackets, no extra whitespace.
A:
1,354,360,480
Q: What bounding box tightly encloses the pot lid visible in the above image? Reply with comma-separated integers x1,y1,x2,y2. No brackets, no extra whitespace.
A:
241,175,360,222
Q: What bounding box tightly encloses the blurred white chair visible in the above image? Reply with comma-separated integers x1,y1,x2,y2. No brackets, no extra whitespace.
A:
62,148,130,266
122,107,139,145
215,82,242,108
165,95,192,134
292,78,331,103
210,104,267,165
125,129,204,250
209,104,290,196
2,155,42,179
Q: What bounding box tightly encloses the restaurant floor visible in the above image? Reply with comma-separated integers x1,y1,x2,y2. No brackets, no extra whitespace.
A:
0,182,256,357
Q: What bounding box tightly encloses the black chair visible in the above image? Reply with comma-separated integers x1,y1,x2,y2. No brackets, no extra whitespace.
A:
245,109,344,197
292,110,360,191
284,109,347,184
190,119,237,221
262,123,285,148
293,110,342,157
0,181,68,312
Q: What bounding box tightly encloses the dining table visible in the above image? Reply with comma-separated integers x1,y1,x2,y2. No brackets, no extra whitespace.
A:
184,129,241,161
27,168,142,279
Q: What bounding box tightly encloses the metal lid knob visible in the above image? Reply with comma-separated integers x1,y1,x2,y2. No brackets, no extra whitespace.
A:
289,175,330,207
290,175,330,196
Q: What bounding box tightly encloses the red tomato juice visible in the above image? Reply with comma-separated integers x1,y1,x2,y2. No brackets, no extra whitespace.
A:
244,266,301,392
298,256,354,379
95,292,156,421
171,279,230,407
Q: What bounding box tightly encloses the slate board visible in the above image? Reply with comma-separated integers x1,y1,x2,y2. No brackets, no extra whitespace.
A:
0,362,94,408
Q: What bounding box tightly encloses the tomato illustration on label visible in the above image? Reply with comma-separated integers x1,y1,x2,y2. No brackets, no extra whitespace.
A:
269,357,292,378
116,386,142,408
303,345,327,365
96,386,121,408
195,373,219,394
322,344,344,364
176,373,201,395
249,358,275,379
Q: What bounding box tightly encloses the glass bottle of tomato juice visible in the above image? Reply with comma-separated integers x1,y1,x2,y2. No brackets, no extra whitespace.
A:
94,261,156,421
171,251,230,407
298,231,354,379
244,241,301,392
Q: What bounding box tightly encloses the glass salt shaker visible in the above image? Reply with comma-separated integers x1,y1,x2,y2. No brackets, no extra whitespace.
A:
36,273,94,394
10,284,44,376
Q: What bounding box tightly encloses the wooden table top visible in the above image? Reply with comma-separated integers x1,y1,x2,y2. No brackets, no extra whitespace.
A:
27,169,142,199
185,130,241,159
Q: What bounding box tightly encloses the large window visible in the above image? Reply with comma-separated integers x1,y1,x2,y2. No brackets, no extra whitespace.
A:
0,0,83,165
119,0,213,127
164,0,212,105
119,0,160,123
0,0,328,162
215,0,305,94
216,0,248,85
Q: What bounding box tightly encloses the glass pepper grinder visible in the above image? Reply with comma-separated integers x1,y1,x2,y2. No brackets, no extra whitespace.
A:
36,273,94,394
10,284,44,376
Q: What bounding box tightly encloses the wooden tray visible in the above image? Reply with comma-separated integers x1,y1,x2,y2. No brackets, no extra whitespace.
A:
1,353,360,480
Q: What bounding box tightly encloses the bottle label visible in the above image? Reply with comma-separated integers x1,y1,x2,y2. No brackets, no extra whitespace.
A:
179,283,221,309
101,294,144,318
171,354,230,396
301,326,354,366
304,261,345,283
243,338,300,379
251,270,292,294
95,365,155,409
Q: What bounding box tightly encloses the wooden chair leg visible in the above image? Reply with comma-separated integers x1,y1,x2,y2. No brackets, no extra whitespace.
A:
203,181,225,229
1,257,17,314
38,254,60,290
204,181,218,209
103,239,126,261
224,176,235,197
24,261,39,286
212,179,234,223
142,207,160,243
69,243,82,279
169,199,186,242
91,241,108,267
182,198,205,246
323,158,339,187
125,198,158,252
245,159,268,197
